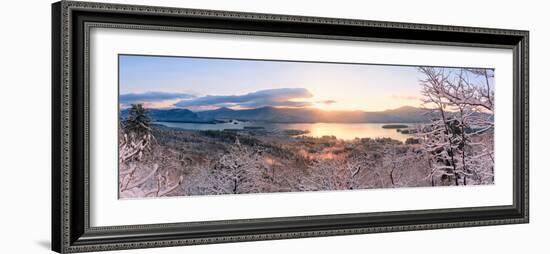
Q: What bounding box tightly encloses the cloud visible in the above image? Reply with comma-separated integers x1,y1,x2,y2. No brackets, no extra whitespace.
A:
174,88,314,109
317,100,336,105
120,92,195,104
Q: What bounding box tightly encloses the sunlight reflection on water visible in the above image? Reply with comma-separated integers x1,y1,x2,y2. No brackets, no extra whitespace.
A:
156,121,416,142
286,123,412,141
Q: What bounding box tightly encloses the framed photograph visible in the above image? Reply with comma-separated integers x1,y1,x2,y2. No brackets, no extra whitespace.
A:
52,1,529,253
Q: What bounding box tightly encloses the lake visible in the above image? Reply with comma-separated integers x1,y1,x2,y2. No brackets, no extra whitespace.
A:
156,121,416,142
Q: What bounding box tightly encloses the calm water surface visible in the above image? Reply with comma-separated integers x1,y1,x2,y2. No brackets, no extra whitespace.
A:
156,121,415,142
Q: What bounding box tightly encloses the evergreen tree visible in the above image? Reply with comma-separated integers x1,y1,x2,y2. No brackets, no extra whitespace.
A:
123,104,151,137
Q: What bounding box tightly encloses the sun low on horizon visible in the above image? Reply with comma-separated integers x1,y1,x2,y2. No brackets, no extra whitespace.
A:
119,54,427,112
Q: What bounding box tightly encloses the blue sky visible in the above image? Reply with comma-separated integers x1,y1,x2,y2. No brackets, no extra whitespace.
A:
119,55,479,111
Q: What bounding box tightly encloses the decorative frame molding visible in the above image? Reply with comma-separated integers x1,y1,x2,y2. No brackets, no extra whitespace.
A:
52,1,529,253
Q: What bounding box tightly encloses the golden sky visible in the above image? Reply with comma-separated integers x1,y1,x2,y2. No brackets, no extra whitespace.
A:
119,55,425,112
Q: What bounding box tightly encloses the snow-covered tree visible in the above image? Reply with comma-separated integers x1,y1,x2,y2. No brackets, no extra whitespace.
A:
120,104,153,163
418,67,494,185
119,104,185,198
302,149,378,191
204,137,269,194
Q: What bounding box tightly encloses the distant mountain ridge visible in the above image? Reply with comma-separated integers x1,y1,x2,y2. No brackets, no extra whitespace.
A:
121,106,434,123
120,108,213,123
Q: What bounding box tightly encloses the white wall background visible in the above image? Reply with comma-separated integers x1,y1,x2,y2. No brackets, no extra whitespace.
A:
0,0,546,253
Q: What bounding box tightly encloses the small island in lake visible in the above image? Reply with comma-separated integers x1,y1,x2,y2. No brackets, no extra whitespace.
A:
381,124,409,129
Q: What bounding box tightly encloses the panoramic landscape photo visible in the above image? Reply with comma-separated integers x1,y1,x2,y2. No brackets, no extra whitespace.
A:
118,55,495,199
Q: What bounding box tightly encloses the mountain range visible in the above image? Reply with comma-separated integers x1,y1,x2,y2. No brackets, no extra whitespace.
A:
121,106,433,123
